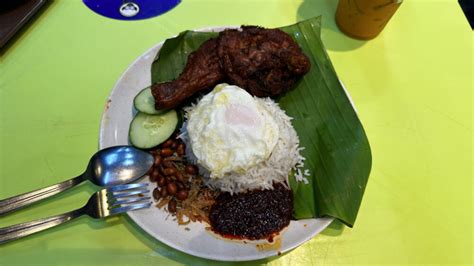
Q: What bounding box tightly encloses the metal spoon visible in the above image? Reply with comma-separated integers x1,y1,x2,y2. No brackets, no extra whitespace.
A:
0,146,153,216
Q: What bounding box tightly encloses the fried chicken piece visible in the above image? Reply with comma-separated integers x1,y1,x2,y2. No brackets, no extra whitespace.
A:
151,27,311,110
217,27,311,97
151,38,224,110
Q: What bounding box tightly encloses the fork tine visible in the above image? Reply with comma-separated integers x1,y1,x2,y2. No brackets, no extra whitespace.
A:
110,196,152,206
111,188,150,198
107,183,148,192
109,202,152,215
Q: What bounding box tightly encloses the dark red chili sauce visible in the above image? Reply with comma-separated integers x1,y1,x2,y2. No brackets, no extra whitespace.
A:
209,183,293,241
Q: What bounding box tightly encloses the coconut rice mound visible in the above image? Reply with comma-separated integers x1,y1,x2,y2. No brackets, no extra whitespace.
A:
179,97,308,194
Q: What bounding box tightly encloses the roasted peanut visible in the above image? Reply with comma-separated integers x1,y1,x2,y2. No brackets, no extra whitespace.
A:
176,190,188,200
157,175,167,187
163,167,177,176
150,169,161,182
159,187,168,197
160,148,174,157
152,187,161,200
175,171,185,182
166,183,178,195
161,139,175,148
154,155,163,166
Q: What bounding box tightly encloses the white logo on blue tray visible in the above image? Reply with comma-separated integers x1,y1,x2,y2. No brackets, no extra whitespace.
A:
83,0,181,20
120,2,140,17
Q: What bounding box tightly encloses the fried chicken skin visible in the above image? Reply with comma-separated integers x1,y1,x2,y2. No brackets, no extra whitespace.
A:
151,38,224,110
152,27,311,110
217,27,310,97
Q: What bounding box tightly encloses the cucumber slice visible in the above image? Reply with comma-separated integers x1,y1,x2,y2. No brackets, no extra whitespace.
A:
129,110,178,149
133,87,165,115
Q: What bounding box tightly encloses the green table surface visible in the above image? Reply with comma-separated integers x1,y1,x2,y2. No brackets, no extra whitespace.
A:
0,0,472,265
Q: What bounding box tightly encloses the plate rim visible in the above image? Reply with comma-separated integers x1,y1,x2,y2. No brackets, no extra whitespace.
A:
99,26,338,261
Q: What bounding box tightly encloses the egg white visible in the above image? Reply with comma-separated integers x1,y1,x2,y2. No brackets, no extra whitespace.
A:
187,84,279,178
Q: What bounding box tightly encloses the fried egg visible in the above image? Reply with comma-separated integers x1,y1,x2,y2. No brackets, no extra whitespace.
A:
187,84,279,178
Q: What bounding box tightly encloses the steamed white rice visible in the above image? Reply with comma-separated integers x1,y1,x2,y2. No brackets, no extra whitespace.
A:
179,97,309,194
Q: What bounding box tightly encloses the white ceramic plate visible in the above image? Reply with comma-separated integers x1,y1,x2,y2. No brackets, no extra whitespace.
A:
99,27,335,261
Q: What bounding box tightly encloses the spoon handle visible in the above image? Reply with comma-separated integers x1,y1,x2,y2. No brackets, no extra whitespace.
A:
0,175,85,216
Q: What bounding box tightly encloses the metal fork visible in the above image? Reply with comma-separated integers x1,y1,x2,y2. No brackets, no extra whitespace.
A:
0,183,152,244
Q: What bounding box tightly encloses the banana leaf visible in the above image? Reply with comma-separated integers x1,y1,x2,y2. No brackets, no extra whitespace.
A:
150,16,371,227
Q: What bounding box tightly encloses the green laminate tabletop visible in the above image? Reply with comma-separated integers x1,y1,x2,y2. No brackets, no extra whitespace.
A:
0,1,472,265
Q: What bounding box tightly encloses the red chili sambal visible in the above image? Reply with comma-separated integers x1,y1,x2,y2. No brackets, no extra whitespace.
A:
209,183,293,241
